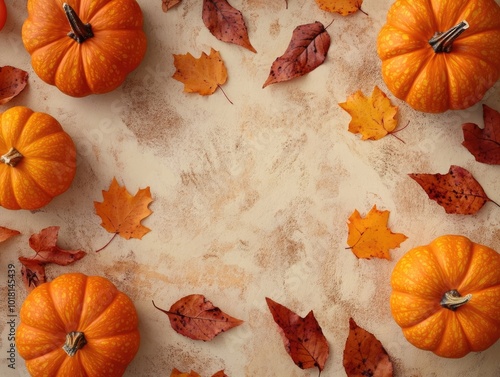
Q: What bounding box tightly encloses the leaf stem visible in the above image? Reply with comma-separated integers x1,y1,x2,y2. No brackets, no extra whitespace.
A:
94,233,118,253
218,84,233,104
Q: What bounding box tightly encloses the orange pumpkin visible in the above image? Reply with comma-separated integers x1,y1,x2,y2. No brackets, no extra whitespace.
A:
377,0,500,113
390,235,500,358
22,0,147,97
16,273,140,376
0,106,76,210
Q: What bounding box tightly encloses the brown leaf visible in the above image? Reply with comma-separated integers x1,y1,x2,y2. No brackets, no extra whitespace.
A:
346,205,407,260
153,295,243,341
315,0,364,16
94,177,153,240
202,0,256,53
263,21,330,88
462,104,500,165
266,297,329,372
172,48,228,96
163,0,181,12
0,226,20,243
0,66,29,104
409,165,499,215
19,259,45,292
170,369,201,377
343,318,393,377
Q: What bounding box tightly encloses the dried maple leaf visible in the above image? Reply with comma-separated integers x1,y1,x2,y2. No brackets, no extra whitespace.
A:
462,105,500,165
211,371,228,377
343,318,393,377
339,86,398,140
0,226,20,243
266,297,329,373
153,294,243,341
409,165,499,215
162,0,181,12
263,21,331,88
19,226,87,291
172,48,228,97
171,370,201,377
0,66,29,104
202,0,256,53
94,177,153,240
315,0,364,16
347,205,407,260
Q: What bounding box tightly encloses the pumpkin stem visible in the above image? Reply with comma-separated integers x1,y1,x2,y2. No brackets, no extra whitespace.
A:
440,290,472,311
62,331,87,357
63,3,94,44
429,20,469,53
1,147,24,167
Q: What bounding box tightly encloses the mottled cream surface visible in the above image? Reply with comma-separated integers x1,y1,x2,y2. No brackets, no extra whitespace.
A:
1,0,499,376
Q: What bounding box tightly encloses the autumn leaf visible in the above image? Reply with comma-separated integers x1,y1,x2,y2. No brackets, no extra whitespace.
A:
347,205,407,260
339,86,399,140
172,48,229,98
211,371,228,377
315,0,365,16
462,105,500,165
343,318,393,377
19,226,87,291
94,177,153,241
153,294,243,341
171,370,201,377
263,21,331,88
0,226,20,243
202,0,256,53
0,66,29,104
266,297,329,373
162,0,181,12
409,165,499,215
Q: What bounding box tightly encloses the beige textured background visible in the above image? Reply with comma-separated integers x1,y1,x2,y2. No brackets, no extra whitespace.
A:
1,0,500,376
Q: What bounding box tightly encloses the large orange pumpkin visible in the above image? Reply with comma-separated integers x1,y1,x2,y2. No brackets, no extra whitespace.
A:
377,0,500,113
16,273,140,376
390,235,500,358
0,106,76,210
22,0,147,97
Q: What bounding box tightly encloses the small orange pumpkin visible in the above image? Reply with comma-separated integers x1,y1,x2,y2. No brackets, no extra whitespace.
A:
390,235,500,358
377,0,500,113
16,273,140,376
22,0,147,97
0,106,76,210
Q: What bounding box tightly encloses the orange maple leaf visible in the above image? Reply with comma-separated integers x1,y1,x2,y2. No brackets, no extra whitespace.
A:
170,370,201,377
315,0,365,16
0,226,20,243
347,205,407,260
339,86,398,140
94,177,153,240
172,48,228,96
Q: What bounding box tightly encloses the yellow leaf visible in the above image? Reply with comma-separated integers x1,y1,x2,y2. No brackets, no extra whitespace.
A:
347,205,407,260
172,48,228,95
94,177,153,240
339,86,398,140
315,0,364,16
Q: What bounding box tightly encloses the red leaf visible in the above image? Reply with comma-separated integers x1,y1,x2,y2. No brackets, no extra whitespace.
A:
266,297,329,372
462,105,500,165
343,318,393,377
153,295,243,341
0,226,20,243
263,21,331,88
0,66,29,104
202,0,256,53
163,0,181,12
409,165,498,215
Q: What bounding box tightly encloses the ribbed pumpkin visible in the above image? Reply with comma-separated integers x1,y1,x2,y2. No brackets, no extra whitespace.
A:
16,273,140,376
390,235,500,358
377,0,500,113
22,0,147,97
0,106,76,210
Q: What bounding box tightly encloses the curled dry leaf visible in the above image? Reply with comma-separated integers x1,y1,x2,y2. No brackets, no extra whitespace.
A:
409,165,499,215
202,0,256,52
315,0,364,16
462,104,500,165
153,294,243,341
347,205,407,260
0,226,20,243
263,21,330,88
339,86,398,140
266,297,329,372
0,66,29,105
343,318,393,377
162,0,181,12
